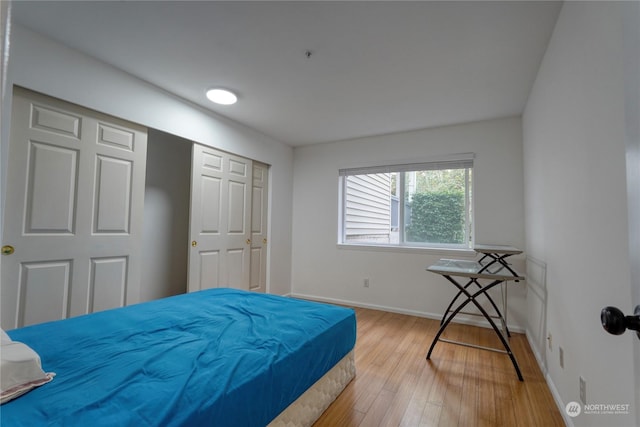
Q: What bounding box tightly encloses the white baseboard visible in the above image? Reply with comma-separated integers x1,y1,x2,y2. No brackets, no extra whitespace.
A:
525,330,573,427
289,292,525,334
525,329,548,376
546,370,573,427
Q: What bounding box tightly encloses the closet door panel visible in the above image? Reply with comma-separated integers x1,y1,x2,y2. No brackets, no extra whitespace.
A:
93,156,132,234
89,256,128,312
250,162,269,293
249,247,263,291
226,248,246,289
24,141,78,234
189,144,252,292
222,154,252,290
227,180,248,234
1,87,147,329
18,260,71,327
198,250,221,290
200,176,222,233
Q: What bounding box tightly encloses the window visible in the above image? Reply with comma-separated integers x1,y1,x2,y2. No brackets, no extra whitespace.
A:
338,156,473,249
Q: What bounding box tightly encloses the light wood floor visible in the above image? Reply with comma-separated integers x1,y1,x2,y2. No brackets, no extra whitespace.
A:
313,307,565,427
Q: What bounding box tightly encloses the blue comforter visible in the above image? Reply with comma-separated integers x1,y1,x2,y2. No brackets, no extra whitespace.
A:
2,289,356,426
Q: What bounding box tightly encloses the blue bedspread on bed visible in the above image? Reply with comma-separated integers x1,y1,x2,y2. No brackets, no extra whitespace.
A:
1,289,356,426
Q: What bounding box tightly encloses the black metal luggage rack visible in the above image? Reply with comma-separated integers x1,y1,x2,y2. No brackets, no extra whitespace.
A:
425,245,525,381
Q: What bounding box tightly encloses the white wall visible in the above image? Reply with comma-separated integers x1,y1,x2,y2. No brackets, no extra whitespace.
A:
2,24,294,296
523,2,635,425
141,130,191,302
291,116,527,330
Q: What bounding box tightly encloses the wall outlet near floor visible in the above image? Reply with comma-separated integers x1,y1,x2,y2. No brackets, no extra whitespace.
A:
559,346,564,368
580,376,587,404
363,278,370,288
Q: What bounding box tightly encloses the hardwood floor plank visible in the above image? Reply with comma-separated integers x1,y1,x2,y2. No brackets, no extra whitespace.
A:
379,372,419,426
312,381,366,427
313,307,564,427
399,347,440,427
358,388,396,426
418,402,443,427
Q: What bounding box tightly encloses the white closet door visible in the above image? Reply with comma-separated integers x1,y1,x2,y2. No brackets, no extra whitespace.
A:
188,144,252,292
250,162,269,293
1,87,147,329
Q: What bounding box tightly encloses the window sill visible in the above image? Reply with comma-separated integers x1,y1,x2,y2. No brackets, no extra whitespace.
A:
336,243,475,257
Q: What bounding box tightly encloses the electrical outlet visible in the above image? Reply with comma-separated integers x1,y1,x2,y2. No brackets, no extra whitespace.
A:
363,278,370,288
559,347,564,368
580,376,587,404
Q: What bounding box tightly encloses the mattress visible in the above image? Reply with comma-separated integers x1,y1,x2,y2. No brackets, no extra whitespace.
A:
1,289,356,426
268,350,355,427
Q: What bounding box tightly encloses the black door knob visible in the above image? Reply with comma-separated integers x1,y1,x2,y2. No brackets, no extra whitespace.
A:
601,305,640,339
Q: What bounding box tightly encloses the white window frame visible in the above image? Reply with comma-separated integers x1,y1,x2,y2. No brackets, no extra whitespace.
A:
338,154,474,252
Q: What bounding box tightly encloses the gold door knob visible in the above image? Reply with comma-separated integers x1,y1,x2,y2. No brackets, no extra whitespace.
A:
246,239,251,245
1,245,15,255
191,241,198,247
263,238,267,244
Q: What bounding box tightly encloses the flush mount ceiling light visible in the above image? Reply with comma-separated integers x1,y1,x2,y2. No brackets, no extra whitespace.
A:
206,88,238,105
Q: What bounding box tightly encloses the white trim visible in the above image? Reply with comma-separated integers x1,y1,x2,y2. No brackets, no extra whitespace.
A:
464,167,472,246
337,152,476,173
526,330,572,427
524,255,548,373
525,329,548,376
337,174,346,244
290,292,525,334
338,158,473,176
276,292,292,298
336,243,475,257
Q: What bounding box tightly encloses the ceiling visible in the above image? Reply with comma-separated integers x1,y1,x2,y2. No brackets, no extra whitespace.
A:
11,1,562,147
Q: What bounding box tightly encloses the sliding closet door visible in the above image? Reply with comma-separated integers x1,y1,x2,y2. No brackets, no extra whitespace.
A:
188,144,252,292
1,87,147,329
250,162,269,293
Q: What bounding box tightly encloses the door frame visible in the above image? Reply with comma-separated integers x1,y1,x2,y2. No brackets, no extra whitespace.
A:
622,2,640,423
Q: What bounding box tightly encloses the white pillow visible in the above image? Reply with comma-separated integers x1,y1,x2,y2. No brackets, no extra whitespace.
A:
0,330,54,404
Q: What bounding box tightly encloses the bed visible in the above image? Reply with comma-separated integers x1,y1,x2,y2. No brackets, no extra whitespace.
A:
1,288,356,426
